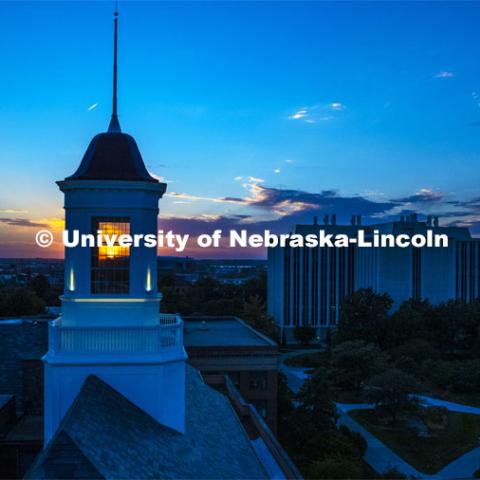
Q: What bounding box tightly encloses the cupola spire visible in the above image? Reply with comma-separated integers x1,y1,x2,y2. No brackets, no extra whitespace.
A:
108,6,121,133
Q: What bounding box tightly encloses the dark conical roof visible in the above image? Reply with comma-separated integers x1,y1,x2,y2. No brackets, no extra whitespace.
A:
66,132,158,182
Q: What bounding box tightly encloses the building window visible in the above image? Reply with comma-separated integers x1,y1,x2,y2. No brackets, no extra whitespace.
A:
91,218,130,294
249,371,268,390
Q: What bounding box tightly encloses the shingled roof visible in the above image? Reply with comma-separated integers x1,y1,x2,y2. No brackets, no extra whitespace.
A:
27,366,267,479
66,132,158,183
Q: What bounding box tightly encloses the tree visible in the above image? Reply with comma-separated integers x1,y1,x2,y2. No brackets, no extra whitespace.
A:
337,288,393,348
390,338,439,364
423,406,448,431
305,428,366,460
386,299,431,349
425,359,480,394
158,273,176,288
378,467,407,479
296,368,336,431
307,456,363,480
0,287,45,316
283,368,336,453
277,372,295,448
278,370,368,479
28,274,62,306
364,368,419,425
28,274,51,301
242,294,267,324
243,271,267,302
203,297,243,315
331,340,388,394
426,301,480,357
242,295,277,340
294,325,317,345
338,425,367,457
277,372,294,421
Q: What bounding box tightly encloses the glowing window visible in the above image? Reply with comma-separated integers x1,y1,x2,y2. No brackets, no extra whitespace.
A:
91,218,130,294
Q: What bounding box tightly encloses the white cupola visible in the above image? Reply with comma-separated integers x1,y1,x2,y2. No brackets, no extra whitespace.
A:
43,10,186,446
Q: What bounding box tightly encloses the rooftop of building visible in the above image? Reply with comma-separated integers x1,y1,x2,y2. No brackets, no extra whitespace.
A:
26,366,269,480
184,316,277,348
295,214,472,240
0,394,13,410
3,415,43,443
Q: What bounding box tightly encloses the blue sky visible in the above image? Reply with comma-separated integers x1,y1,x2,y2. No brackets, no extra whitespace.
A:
1,1,480,258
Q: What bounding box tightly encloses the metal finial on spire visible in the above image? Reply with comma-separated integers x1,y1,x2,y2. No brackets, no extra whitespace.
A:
108,5,121,133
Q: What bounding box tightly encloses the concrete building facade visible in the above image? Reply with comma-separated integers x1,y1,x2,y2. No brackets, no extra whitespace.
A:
268,215,479,342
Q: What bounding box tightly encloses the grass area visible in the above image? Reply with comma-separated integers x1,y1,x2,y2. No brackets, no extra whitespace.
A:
350,408,480,474
284,351,329,368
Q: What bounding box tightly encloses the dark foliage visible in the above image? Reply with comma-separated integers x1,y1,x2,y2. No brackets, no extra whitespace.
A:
294,325,317,345
337,288,393,348
0,286,46,316
159,272,278,340
364,368,419,425
331,340,388,393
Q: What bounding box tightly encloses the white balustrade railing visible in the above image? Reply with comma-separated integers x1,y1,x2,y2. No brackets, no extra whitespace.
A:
49,313,183,355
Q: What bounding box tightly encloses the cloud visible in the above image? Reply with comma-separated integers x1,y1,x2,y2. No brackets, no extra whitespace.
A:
247,185,395,218
0,218,49,228
288,102,346,124
0,217,64,231
171,177,396,221
157,183,480,257
434,71,455,79
165,180,473,232
0,209,28,214
221,196,244,203
329,102,345,111
392,188,443,204
219,178,396,219
155,186,401,258
273,168,281,174
234,176,243,181
166,192,242,205
8,181,480,258
289,109,308,120
87,103,98,111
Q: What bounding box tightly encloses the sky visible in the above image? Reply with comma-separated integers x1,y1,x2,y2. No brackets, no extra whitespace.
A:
0,1,480,259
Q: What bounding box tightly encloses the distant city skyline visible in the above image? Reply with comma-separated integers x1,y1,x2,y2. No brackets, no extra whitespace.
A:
1,1,480,259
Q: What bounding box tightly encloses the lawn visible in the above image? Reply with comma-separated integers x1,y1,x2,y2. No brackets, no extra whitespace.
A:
350,408,480,474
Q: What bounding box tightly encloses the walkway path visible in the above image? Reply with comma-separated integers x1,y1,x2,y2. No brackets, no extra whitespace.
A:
337,403,425,478
418,395,480,415
337,402,480,479
279,349,321,394
279,351,480,478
